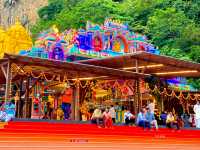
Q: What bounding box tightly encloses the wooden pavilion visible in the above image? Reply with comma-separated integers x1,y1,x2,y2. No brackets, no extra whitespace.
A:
0,51,200,120
0,53,148,120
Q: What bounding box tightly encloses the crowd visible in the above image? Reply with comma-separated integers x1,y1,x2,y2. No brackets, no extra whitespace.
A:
91,100,200,130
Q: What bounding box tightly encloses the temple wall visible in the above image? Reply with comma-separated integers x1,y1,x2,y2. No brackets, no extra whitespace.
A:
0,0,48,28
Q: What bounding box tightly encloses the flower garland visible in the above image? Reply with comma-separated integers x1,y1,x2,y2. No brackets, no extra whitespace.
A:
147,84,200,100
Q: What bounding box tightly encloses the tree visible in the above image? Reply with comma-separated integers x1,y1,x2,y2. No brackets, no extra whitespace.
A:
31,0,200,89
147,8,191,48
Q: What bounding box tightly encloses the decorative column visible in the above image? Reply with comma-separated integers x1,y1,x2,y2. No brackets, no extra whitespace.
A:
134,59,141,114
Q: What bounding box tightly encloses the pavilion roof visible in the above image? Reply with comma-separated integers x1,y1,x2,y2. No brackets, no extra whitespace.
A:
0,53,149,83
78,51,200,78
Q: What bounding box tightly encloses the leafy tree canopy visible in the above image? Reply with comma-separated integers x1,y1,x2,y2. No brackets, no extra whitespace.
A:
31,0,200,89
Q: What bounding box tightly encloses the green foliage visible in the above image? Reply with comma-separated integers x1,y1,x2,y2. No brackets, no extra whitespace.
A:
31,0,200,89
38,0,65,20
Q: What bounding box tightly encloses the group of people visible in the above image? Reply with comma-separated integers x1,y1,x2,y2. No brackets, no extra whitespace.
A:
41,88,73,120
0,100,16,122
91,99,200,130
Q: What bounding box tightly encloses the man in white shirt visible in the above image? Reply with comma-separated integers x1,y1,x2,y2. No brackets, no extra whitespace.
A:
91,107,102,127
124,109,135,125
148,99,155,114
194,101,200,128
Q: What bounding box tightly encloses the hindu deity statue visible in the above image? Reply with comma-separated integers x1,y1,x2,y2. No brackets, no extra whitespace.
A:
0,26,7,58
51,42,65,61
5,19,32,55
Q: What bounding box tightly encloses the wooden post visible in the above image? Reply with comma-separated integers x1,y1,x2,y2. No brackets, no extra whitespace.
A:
71,86,75,120
161,94,164,112
24,77,30,118
5,61,11,105
18,78,23,118
137,79,141,113
74,82,80,121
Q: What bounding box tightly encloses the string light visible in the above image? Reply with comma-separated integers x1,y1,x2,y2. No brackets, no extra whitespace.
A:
155,70,198,75
123,64,164,70
71,76,108,81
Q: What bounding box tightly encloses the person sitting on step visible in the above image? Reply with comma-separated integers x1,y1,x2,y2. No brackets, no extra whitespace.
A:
124,108,135,126
103,108,113,128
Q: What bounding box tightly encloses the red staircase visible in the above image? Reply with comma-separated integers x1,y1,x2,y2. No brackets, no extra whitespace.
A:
0,121,200,150
1,121,200,138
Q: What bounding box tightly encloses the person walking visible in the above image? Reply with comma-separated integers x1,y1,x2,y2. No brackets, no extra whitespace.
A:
148,99,155,114
194,100,200,128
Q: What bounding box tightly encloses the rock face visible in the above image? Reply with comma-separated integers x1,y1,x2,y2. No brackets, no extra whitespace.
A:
0,0,48,28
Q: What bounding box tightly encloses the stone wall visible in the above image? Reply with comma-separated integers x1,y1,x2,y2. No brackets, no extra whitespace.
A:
0,0,48,28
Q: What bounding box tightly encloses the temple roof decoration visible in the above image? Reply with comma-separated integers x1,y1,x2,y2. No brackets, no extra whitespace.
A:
19,19,160,62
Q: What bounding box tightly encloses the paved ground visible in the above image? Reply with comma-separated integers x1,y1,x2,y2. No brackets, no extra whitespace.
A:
0,132,200,150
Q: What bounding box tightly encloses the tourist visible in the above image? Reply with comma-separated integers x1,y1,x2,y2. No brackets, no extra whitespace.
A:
189,113,196,127
146,108,158,130
42,112,49,120
160,111,167,126
47,95,54,119
166,112,180,130
136,108,150,129
109,105,116,123
154,111,162,125
193,100,200,128
124,109,135,126
182,111,190,127
57,106,64,120
176,114,184,128
103,108,113,128
91,107,103,128
148,99,155,114
62,87,73,120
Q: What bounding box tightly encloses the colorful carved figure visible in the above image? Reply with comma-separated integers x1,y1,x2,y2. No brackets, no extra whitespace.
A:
19,19,160,60
51,42,64,60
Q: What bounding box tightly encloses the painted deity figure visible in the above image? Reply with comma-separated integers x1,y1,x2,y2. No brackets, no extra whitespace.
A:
93,36,102,52
51,43,64,61
113,39,121,52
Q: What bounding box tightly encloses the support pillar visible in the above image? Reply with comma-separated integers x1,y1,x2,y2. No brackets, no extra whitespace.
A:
71,86,75,120
74,83,80,121
134,78,141,114
161,94,164,112
18,78,23,118
134,59,141,114
24,77,30,118
2,61,12,105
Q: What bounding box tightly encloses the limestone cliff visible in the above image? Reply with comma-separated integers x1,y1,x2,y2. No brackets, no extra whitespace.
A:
0,0,48,28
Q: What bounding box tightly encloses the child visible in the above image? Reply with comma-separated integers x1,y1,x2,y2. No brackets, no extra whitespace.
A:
57,107,64,120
